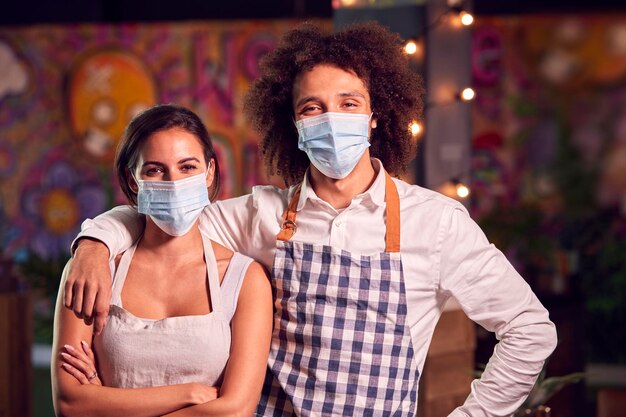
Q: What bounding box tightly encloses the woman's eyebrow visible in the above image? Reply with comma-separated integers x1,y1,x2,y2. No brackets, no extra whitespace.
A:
141,161,164,167
177,157,201,164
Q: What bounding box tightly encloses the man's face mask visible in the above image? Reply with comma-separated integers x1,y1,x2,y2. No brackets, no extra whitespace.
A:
296,112,372,179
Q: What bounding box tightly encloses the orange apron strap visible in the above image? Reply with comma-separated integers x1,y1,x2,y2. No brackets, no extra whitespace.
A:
384,172,401,253
276,172,401,252
277,184,302,241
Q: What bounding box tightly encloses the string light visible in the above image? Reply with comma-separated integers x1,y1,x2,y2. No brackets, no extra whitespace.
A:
404,39,419,55
459,10,474,26
426,1,474,31
403,37,425,62
332,0,357,9
451,178,471,199
455,182,470,198
426,87,475,108
459,87,475,102
409,120,423,137
438,178,471,200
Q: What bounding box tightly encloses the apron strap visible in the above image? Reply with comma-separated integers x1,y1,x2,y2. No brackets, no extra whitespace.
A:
201,233,223,313
276,184,301,241
110,243,137,307
384,172,401,253
276,171,401,253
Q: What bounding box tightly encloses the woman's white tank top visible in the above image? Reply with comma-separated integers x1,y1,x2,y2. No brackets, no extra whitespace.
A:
93,233,253,388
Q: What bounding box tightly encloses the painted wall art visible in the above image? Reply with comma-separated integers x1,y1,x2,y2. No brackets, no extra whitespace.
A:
0,20,329,266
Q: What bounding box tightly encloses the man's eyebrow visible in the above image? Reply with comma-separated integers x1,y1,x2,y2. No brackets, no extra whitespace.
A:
294,91,367,108
338,91,366,99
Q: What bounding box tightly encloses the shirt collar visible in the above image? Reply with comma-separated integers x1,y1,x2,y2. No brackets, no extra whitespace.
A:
296,158,387,211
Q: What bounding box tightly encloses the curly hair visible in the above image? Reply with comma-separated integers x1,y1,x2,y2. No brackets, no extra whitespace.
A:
244,21,424,186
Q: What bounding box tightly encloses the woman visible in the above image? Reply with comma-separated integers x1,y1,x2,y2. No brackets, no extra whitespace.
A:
51,104,273,417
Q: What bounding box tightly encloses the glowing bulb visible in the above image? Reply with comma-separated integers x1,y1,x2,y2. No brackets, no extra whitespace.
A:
409,121,423,136
460,11,474,26
404,40,418,55
341,0,357,6
460,87,475,102
456,183,470,198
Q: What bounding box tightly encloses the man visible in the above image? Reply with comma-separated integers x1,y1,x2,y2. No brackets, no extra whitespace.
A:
65,22,557,416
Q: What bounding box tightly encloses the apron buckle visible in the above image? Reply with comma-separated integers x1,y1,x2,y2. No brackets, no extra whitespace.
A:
281,219,297,238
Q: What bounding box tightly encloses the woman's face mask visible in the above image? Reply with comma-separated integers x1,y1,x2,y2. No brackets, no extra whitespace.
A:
135,171,210,236
296,112,371,179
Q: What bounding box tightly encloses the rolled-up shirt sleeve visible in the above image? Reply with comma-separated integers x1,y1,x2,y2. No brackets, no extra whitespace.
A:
72,193,262,262
438,206,558,417
72,205,144,259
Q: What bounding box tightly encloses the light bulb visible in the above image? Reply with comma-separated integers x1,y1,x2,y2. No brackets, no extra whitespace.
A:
460,87,475,102
404,40,418,55
456,183,470,198
409,121,423,136
460,11,474,26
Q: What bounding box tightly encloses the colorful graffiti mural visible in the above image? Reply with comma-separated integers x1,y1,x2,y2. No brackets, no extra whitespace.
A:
0,20,330,263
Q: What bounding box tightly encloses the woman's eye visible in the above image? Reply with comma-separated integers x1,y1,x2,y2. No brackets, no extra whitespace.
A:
145,167,163,176
181,164,198,172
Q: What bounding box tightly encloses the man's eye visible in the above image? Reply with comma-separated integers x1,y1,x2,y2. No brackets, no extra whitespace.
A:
299,105,321,115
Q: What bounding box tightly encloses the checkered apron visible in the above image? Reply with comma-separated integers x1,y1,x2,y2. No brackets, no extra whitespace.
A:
256,172,419,416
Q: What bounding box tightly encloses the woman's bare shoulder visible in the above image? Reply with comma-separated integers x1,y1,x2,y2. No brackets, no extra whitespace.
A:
210,240,234,263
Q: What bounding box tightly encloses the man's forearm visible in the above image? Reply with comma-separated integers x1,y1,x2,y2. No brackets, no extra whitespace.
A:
72,237,110,257
450,318,557,417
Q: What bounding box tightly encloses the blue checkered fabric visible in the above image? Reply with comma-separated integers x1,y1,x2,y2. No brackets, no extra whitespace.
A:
256,241,419,416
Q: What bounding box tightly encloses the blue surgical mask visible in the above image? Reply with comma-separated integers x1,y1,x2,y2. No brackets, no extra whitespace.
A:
296,112,371,179
135,171,209,236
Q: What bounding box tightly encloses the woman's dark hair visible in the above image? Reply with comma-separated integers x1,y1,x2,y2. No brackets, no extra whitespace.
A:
244,21,424,186
115,104,221,205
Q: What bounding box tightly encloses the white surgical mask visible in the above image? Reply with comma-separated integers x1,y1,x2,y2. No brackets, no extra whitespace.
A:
296,112,371,179
135,171,209,236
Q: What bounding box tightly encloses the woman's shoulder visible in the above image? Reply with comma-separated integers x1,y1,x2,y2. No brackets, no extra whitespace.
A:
209,239,267,280
210,239,235,263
